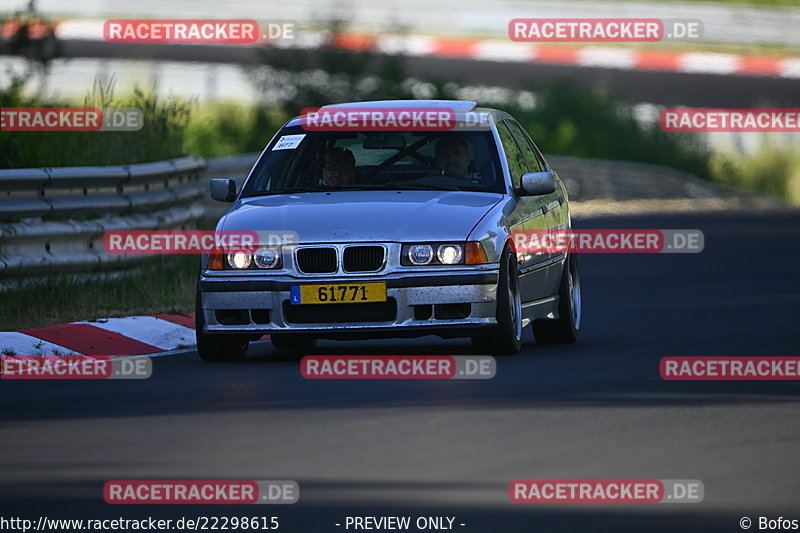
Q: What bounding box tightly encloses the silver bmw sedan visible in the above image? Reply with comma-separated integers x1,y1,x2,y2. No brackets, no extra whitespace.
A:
196,100,581,361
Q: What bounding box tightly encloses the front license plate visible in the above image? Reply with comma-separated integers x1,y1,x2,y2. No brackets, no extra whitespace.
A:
290,282,387,304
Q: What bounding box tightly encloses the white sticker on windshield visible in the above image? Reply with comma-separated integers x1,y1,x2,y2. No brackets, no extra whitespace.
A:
272,134,306,151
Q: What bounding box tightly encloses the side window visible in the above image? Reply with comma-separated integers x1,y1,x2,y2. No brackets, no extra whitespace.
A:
507,120,544,173
497,121,529,189
527,134,549,172
531,143,548,171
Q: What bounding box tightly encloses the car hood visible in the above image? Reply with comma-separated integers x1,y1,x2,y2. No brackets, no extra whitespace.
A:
220,190,503,243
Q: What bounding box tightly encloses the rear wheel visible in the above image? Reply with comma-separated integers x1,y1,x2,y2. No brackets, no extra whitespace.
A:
471,247,523,355
270,334,317,352
195,287,249,362
532,253,581,344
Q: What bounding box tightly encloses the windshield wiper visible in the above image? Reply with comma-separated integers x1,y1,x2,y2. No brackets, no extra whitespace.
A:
245,184,469,196
244,187,329,196
382,183,464,191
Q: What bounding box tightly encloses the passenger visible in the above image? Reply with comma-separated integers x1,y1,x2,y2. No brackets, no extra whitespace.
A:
433,135,472,179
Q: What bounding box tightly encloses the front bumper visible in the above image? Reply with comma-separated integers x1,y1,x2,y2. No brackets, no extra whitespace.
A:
199,269,499,336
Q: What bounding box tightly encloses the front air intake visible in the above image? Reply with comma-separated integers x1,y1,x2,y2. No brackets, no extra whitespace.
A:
296,247,337,274
343,245,385,272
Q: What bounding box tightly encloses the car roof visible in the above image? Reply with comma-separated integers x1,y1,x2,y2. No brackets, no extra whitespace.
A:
286,100,511,127
323,100,477,112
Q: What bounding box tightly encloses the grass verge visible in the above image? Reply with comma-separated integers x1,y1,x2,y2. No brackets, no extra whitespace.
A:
710,145,800,203
0,255,198,331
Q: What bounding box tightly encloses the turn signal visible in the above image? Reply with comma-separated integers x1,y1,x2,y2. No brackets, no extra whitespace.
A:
465,242,489,264
208,253,223,270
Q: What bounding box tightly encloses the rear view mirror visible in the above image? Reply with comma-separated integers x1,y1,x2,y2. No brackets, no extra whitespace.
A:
210,178,237,202
363,133,406,150
520,171,556,196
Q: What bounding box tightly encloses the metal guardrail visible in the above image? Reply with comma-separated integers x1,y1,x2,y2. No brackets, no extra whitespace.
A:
0,149,767,278
0,156,208,277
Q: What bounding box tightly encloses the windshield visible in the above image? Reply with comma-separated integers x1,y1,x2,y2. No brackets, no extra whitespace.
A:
241,126,506,196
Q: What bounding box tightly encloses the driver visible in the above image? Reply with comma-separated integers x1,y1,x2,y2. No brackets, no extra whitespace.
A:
433,135,472,179
322,146,356,187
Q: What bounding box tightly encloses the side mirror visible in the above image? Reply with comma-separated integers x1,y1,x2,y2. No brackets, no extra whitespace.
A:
210,178,237,202
520,171,556,196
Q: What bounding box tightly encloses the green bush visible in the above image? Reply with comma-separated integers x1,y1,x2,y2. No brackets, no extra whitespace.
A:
0,77,190,168
506,84,712,180
710,145,800,203
183,103,290,157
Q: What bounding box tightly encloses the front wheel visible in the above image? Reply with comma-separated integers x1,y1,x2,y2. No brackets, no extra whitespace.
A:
471,247,523,355
532,253,581,344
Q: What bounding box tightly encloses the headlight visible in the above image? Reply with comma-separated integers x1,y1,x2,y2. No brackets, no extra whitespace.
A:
407,244,434,265
227,250,252,269
437,244,463,265
254,247,281,269
402,243,467,266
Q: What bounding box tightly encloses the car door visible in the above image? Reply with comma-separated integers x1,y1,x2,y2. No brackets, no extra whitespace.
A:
505,119,565,299
496,119,551,303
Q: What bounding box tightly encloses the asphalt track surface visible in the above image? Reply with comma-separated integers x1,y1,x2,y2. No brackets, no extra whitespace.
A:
2,210,799,532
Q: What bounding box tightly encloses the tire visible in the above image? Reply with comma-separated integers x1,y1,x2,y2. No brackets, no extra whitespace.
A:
471,247,523,355
195,287,249,362
270,334,317,352
532,253,581,344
